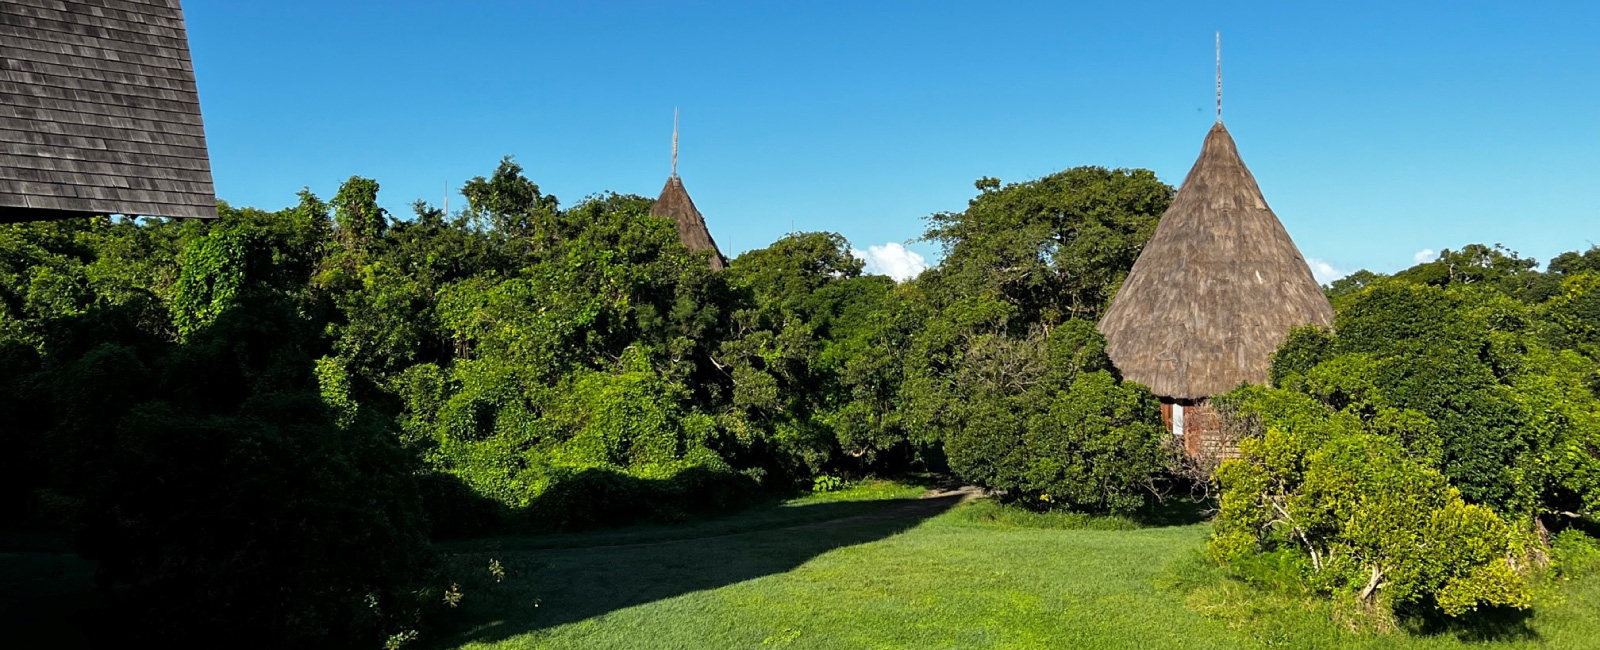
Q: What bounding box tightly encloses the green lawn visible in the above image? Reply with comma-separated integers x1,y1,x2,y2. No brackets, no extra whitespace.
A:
435,483,1600,650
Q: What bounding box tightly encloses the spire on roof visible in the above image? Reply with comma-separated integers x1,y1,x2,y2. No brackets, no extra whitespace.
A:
1216,31,1222,123
651,109,726,270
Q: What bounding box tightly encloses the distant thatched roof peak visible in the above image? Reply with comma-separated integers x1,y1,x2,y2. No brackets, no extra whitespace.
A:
1097,122,1333,400
651,174,726,270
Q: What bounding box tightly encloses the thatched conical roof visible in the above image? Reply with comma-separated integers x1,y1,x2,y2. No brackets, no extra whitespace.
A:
651,175,726,270
1097,122,1333,400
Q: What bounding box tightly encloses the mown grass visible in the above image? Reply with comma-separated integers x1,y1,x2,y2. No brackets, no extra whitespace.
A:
786,478,931,505
434,487,1600,650
945,498,1137,531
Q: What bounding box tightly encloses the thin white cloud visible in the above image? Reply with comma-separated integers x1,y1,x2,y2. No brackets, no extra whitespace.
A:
1413,249,1438,265
1306,258,1348,285
851,243,928,282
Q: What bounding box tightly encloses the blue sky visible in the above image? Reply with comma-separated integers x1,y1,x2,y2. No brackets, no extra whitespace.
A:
186,1,1598,281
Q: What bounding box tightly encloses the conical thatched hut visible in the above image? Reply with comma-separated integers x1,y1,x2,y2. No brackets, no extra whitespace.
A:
1097,121,1333,457
651,174,726,270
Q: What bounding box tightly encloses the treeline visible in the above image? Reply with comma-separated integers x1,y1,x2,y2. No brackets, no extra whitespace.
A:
1214,243,1600,619
0,160,1177,646
2,155,1598,645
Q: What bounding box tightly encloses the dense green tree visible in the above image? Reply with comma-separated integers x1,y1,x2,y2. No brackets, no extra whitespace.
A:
938,320,1170,512
890,169,1175,510
1216,268,1600,617
332,175,388,248
1325,268,1385,300
919,167,1172,325
0,209,441,646
1540,272,1600,362
460,156,560,247
1546,245,1600,277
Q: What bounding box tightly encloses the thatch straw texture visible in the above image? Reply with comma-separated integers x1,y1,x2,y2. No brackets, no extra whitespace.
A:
651,175,726,270
1097,122,1332,399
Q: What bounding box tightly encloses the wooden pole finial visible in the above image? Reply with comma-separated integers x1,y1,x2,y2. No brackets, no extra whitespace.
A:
1215,31,1222,123
672,107,679,178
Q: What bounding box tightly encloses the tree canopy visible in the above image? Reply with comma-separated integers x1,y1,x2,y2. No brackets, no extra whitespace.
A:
3,157,1597,644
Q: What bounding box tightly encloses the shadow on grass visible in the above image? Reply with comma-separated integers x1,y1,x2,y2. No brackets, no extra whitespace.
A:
970,493,1212,531
0,547,98,650
1133,495,1211,527
1401,604,1538,644
435,493,966,647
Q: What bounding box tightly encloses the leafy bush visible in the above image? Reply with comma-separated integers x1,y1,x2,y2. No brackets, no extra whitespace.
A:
1550,529,1600,578
1210,398,1531,616
944,322,1170,513
0,213,450,647
1209,273,1600,619
812,475,846,492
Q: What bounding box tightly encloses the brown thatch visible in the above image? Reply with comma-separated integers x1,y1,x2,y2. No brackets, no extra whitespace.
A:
1097,122,1333,400
650,175,726,270
0,0,217,223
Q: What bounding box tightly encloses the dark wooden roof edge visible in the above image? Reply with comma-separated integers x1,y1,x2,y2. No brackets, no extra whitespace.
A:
0,203,217,223
1,0,219,222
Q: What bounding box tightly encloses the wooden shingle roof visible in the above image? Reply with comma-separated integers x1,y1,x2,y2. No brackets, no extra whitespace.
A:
1,0,217,222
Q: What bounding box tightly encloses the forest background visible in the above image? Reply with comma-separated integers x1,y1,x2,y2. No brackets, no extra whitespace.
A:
3,158,1599,647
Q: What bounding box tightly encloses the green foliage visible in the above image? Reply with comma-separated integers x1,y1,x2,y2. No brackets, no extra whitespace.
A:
920,166,1172,324
460,155,558,239
1325,268,1385,300
812,475,845,493
316,355,359,428
1540,271,1600,361
333,175,388,245
171,226,246,338
1268,325,1335,387
1391,243,1555,303
1210,398,1532,616
881,169,1174,512
1547,246,1600,277
1211,247,1600,619
0,212,442,646
943,322,1170,513
1306,279,1597,514
1550,529,1600,578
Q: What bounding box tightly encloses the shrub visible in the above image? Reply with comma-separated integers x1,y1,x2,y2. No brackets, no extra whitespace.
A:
946,361,1169,513
1550,529,1600,578
528,466,762,531
812,475,846,493
1211,408,1531,616
1268,325,1335,387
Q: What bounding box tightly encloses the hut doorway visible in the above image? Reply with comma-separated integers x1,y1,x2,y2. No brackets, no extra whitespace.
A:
1160,399,1233,462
